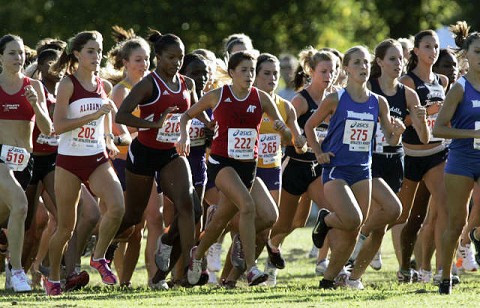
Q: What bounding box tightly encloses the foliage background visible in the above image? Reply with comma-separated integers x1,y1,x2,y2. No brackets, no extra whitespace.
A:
0,0,477,57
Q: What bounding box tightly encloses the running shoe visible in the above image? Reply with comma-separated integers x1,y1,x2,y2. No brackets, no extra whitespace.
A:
64,270,89,291
345,278,364,290
315,259,329,276
90,257,117,285
207,242,223,272
319,278,336,289
187,246,207,285
468,228,480,265
418,269,432,283
43,277,61,296
149,278,169,290
438,279,451,295
333,266,351,287
308,245,319,258
370,249,382,271
11,269,31,293
264,259,278,287
155,235,173,272
230,234,246,272
396,269,412,283
312,209,331,249
246,266,268,286
433,270,460,286
457,243,478,271
265,241,285,269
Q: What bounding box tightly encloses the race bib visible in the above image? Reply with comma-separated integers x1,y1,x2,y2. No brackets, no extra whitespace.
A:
343,119,374,152
36,133,59,147
427,114,443,142
374,124,386,153
474,122,480,150
227,128,257,160
156,113,181,143
0,145,30,171
258,133,281,164
70,120,101,149
189,118,206,147
315,127,328,141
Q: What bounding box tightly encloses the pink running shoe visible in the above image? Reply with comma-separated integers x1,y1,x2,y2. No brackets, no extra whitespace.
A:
90,257,117,285
43,276,62,296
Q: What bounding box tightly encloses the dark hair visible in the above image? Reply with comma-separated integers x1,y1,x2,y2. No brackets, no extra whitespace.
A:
223,33,253,56
227,50,257,73
147,29,183,56
37,49,61,66
35,38,66,55
255,53,279,75
449,21,480,56
406,30,438,72
371,39,402,79
293,64,308,91
180,53,207,74
50,30,102,75
0,34,23,55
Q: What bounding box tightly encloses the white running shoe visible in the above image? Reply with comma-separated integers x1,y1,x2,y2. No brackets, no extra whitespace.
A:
370,250,382,271
264,259,278,287
308,245,319,258
418,268,432,283
11,269,32,293
457,243,478,272
148,279,169,290
315,259,329,276
207,242,223,272
345,278,364,290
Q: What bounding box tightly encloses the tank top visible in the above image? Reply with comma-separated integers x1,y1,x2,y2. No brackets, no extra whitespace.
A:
137,72,190,150
258,94,288,168
32,84,57,153
449,77,480,157
0,77,35,122
369,78,406,154
321,89,379,167
210,85,263,160
285,89,327,161
403,72,445,144
57,75,108,156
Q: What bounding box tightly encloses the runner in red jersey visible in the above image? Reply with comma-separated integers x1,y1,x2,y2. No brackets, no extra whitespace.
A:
178,50,304,287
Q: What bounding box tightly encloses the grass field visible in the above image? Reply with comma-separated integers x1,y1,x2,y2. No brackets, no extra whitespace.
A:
1,227,480,307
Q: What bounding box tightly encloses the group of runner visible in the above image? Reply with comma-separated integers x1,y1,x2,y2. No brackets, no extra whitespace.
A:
0,20,480,296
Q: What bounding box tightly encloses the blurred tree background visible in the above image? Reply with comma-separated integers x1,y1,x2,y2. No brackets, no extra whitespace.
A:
0,0,476,57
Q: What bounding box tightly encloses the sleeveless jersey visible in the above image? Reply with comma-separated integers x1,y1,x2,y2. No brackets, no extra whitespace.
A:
32,84,57,153
284,89,322,161
321,89,379,167
137,72,190,150
403,72,445,144
258,94,288,168
57,75,108,156
370,78,407,154
0,77,35,122
210,85,263,160
449,77,480,157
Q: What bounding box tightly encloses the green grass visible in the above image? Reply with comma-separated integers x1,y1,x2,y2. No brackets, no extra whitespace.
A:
2,227,480,307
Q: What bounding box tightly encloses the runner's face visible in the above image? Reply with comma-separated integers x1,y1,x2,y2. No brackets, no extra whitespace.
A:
0,40,25,73
231,59,255,89
414,35,440,66
346,50,371,83
255,61,279,93
76,39,102,72
185,60,209,92
157,43,184,77
311,60,335,90
434,53,458,83
125,47,149,79
378,46,403,79
466,39,480,75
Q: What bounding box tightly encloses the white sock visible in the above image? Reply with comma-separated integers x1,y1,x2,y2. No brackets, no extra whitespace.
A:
350,233,367,261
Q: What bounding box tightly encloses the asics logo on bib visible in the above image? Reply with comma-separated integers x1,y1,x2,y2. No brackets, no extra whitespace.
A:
246,105,257,113
349,121,370,128
260,134,277,142
233,129,254,136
